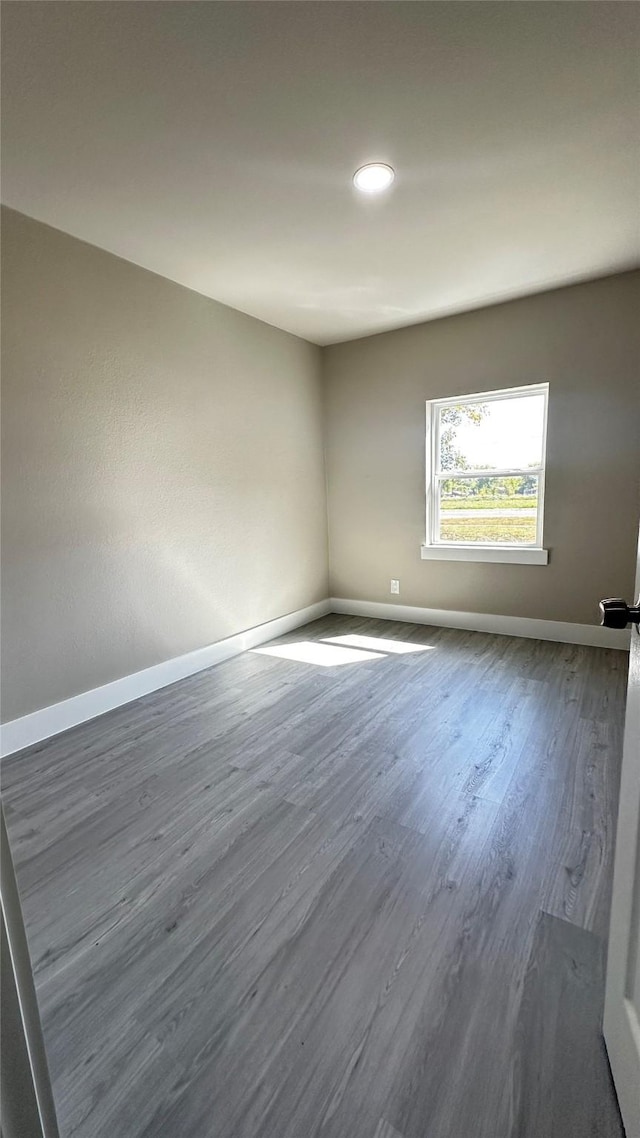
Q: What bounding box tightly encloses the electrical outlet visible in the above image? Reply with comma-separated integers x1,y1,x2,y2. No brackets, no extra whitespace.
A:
390,579,400,595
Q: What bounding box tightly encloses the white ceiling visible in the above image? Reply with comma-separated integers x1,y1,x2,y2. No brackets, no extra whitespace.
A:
2,2,639,345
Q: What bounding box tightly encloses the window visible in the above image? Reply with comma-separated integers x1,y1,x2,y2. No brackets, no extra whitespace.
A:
422,383,549,565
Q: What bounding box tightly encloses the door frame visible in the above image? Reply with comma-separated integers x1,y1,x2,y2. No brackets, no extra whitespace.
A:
603,526,640,1135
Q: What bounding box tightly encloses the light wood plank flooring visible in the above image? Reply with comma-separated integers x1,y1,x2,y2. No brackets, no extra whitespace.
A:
2,616,628,1138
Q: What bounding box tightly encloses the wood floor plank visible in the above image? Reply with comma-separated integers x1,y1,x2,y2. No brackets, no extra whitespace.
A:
380,721,575,1138
542,716,624,939
1,615,627,1138
227,804,499,1138
512,911,624,1138
373,1121,405,1138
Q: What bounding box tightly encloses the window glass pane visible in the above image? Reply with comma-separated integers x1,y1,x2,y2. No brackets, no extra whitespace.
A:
438,393,545,472
438,475,539,544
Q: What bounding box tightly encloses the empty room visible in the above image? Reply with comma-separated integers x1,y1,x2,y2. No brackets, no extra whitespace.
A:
1,3,640,1137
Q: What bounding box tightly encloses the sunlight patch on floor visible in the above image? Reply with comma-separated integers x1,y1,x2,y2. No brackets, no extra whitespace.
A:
252,641,386,667
321,634,434,655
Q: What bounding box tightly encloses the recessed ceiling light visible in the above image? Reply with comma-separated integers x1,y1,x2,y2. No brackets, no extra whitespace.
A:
353,163,395,194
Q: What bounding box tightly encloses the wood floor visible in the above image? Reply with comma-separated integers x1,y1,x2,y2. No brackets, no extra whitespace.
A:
2,615,628,1138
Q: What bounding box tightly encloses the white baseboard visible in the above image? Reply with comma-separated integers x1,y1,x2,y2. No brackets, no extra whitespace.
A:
2,594,628,758
329,597,631,651
0,600,331,758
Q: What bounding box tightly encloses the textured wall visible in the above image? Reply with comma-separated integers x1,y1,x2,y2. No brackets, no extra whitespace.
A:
1,208,328,721
324,271,640,625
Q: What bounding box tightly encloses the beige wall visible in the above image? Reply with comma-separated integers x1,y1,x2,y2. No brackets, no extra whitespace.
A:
2,209,638,725
324,272,640,625
1,208,328,722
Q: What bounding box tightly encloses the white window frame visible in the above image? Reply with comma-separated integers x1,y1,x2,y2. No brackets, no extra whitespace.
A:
421,382,549,565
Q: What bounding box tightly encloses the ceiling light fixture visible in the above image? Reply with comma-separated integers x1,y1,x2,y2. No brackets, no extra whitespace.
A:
353,163,395,194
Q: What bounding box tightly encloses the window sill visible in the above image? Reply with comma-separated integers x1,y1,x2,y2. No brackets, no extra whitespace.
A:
420,544,549,565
